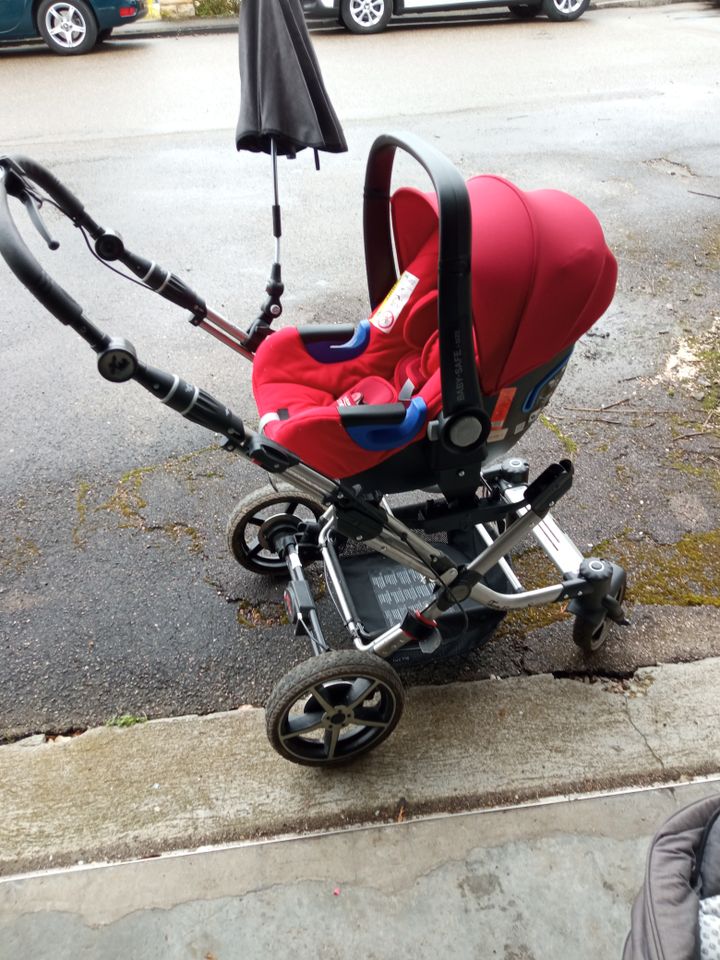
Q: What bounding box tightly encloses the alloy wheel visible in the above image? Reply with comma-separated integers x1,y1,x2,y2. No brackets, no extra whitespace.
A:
43,2,88,49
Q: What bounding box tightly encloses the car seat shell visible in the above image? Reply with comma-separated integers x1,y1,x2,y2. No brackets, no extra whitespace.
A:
252,170,616,481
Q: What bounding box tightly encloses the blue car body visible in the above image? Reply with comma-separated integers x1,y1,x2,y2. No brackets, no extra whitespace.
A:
0,0,146,43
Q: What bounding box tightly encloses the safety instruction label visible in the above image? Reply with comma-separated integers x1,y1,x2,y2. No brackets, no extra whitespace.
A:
370,271,419,334
369,566,433,627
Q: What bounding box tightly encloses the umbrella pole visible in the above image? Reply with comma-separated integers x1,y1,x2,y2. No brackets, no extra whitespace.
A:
245,139,285,353
264,137,284,319
272,137,281,267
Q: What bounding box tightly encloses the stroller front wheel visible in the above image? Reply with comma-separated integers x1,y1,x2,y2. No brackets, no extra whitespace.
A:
226,483,325,575
265,650,405,766
572,566,627,655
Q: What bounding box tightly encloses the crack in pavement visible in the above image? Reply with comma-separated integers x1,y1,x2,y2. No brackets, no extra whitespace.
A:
623,694,666,771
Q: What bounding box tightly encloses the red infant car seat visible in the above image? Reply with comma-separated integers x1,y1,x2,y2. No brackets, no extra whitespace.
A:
252,174,616,481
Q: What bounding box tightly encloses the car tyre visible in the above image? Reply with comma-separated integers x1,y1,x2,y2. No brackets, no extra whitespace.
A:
37,0,98,54
541,0,590,19
509,4,541,17
340,0,392,34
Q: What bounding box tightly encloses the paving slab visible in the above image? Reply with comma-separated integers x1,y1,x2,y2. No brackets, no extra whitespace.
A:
2,657,720,877
2,780,719,960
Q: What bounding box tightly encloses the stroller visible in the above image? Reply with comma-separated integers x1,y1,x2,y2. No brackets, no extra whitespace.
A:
0,133,629,766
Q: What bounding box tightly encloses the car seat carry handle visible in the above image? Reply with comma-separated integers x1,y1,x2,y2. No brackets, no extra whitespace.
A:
363,133,483,422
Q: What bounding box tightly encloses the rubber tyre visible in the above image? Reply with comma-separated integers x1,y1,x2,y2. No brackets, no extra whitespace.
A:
541,0,590,20
340,0,392,34
509,3,541,17
226,482,325,576
37,0,98,54
572,566,627,656
266,650,405,766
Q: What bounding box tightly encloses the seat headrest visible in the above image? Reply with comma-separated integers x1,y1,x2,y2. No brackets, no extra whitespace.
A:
390,176,617,395
391,188,438,272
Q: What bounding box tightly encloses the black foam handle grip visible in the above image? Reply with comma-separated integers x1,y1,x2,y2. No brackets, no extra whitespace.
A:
133,363,246,444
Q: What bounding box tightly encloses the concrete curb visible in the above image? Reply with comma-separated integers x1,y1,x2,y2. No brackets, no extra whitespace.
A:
2,656,720,877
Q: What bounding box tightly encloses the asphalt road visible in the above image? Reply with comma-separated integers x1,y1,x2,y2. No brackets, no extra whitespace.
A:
0,3,718,739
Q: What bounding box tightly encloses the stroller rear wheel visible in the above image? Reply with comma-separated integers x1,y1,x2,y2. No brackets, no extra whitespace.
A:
226,483,324,575
266,650,405,766
572,565,627,655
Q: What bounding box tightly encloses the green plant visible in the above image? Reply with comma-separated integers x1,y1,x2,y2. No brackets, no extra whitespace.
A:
193,0,238,16
106,713,148,728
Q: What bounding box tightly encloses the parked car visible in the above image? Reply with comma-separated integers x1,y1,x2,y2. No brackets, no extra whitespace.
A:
303,0,590,33
0,0,146,54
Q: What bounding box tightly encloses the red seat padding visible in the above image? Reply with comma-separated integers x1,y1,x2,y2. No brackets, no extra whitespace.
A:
252,175,617,479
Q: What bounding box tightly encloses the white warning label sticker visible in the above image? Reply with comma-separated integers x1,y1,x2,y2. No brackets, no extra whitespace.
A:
370,271,419,334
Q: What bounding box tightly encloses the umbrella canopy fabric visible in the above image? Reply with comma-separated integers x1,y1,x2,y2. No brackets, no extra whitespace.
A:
236,0,347,158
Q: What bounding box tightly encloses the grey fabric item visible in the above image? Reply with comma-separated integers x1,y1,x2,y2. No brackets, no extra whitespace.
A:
700,896,720,960
236,0,347,157
623,793,720,960
701,814,720,899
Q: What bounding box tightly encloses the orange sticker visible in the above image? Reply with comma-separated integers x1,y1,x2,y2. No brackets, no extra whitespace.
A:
490,387,516,428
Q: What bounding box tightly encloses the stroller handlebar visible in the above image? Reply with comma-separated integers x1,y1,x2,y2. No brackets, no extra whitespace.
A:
0,156,212,326
0,159,98,335
4,154,103,236
0,157,247,449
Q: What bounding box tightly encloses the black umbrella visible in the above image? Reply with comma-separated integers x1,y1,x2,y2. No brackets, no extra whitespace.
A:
236,0,347,158
235,0,347,341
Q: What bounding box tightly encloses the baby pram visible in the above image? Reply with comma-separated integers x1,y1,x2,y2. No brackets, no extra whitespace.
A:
624,792,720,959
0,133,628,766
0,4,628,767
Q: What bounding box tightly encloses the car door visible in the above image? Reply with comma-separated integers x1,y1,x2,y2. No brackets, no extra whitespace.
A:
402,0,489,8
0,0,29,35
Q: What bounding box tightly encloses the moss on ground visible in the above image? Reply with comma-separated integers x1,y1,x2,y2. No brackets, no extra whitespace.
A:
608,529,720,607
236,598,288,628
75,448,218,556
539,415,578,456
0,537,41,574
98,466,153,524
502,524,720,636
